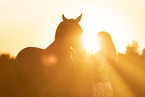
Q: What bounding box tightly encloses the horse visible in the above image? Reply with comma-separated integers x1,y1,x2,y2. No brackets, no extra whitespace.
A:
16,14,88,97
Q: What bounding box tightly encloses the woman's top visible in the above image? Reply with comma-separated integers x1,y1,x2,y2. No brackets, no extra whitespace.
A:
90,50,113,97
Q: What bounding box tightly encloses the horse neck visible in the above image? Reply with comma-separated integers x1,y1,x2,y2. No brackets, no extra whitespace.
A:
45,40,72,58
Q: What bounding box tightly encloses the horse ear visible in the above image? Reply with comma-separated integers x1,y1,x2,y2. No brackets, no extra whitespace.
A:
75,13,82,22
62,14,67,21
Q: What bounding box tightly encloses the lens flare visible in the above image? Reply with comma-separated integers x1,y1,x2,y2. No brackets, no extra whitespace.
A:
42,54,57,66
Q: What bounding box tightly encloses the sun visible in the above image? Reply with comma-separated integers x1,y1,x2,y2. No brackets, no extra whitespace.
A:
78,7,130,55
80,12,108,55
82,27,101,55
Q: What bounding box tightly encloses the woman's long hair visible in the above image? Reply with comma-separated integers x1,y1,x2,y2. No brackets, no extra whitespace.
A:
97,31,117,66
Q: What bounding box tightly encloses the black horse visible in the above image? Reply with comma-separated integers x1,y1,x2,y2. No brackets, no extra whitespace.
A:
16,14,88,97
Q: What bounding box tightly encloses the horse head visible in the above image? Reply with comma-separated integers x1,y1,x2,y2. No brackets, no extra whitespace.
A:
55,14,88,60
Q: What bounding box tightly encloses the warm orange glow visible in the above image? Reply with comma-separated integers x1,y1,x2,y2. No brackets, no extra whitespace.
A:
110,68,136,97
82,31,100,55
80,7,131,54
0,1,145,97
0,0,145,56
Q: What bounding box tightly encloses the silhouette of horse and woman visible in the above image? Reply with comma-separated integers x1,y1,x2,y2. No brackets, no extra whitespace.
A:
16,14,117,97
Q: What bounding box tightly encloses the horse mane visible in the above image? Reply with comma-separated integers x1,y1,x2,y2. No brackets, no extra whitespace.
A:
55,21,67,40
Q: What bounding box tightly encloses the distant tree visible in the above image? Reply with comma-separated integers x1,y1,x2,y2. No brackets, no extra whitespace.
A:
126,41,139,55
0,53,21,97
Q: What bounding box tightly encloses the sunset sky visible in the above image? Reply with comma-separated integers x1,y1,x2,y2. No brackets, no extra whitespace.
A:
0,0,145,56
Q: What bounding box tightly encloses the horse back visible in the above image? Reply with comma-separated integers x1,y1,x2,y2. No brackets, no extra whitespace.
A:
16,47,44,85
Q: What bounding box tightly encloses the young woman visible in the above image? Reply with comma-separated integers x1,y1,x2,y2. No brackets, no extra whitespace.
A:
90,31,117,97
